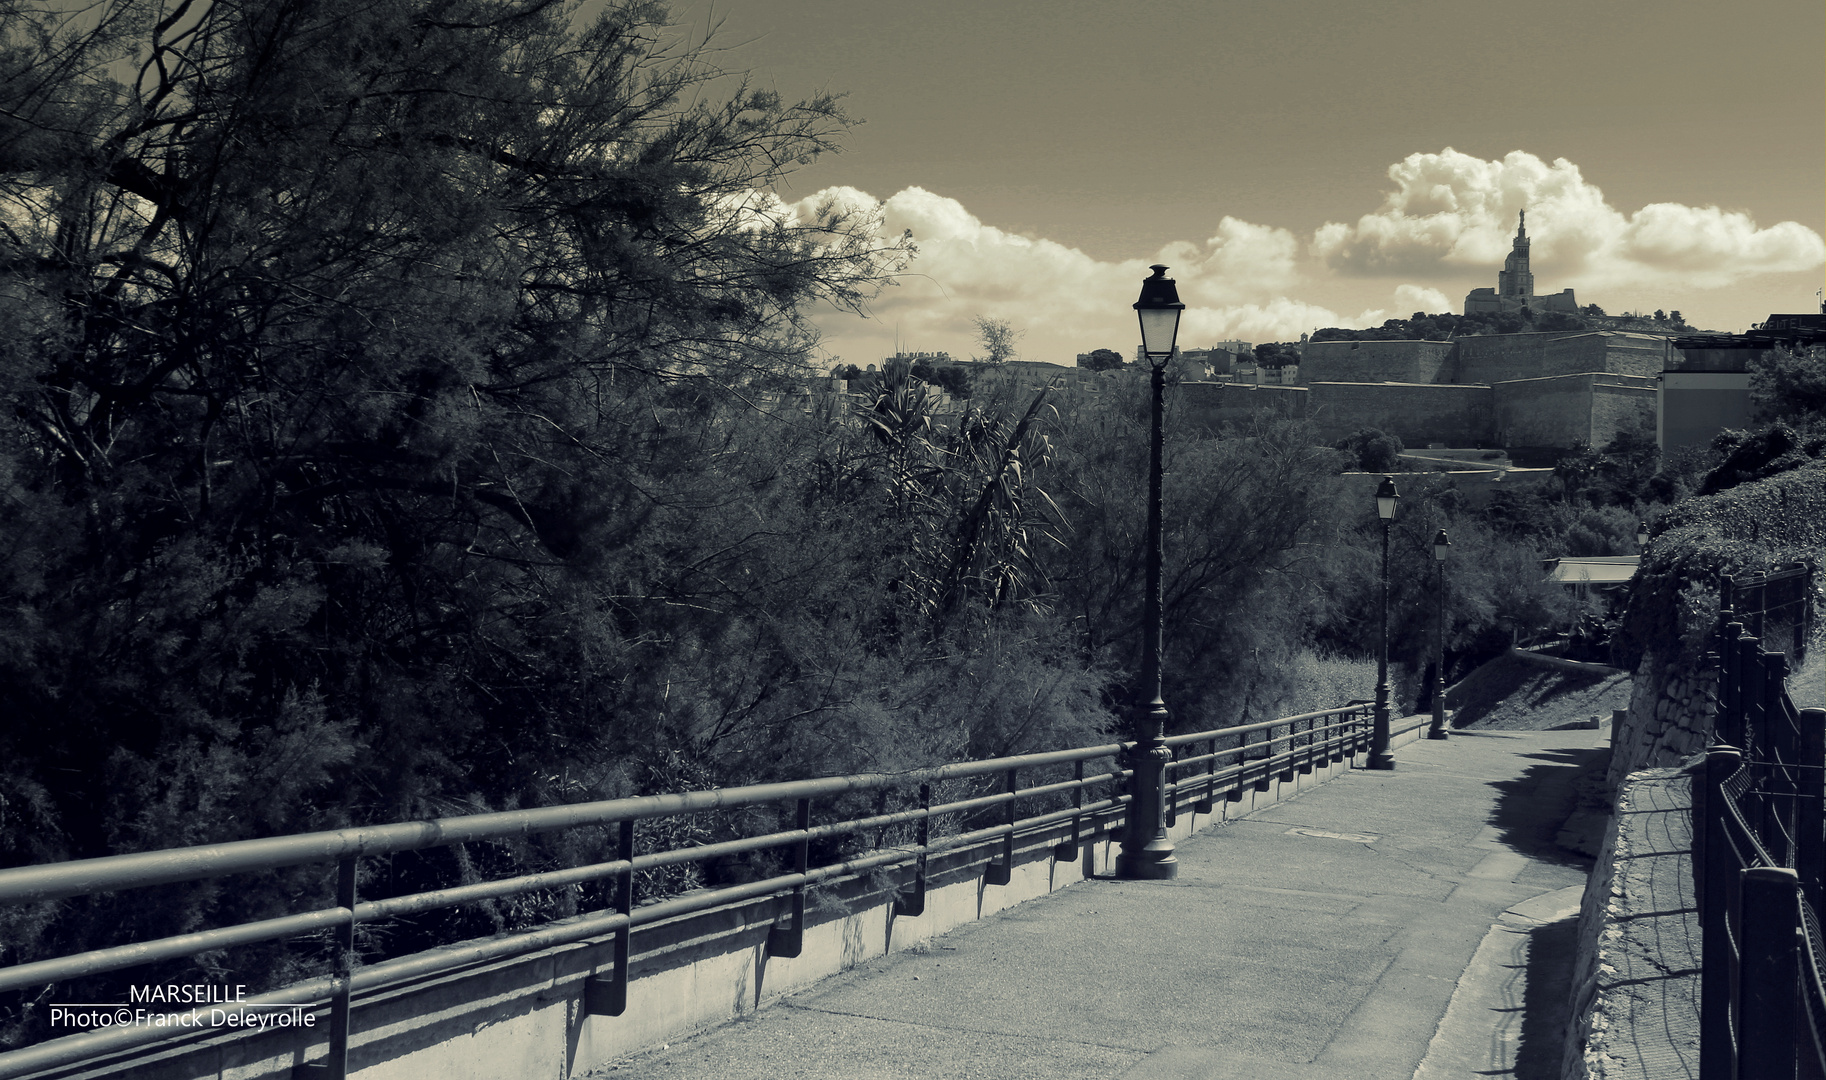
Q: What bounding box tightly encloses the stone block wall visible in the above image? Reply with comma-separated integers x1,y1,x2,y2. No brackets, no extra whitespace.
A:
1491,374,1655,449
1587,377,1657,446
1607,651,1715,790
1299,339,1456,385
1308,382,1493,445
1561,764,1701,1080
1172,382,1308,433
1455,332,1594,383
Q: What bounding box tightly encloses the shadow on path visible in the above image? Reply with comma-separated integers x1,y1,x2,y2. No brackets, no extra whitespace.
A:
1486,746,1610,869
1513,915,1579,1079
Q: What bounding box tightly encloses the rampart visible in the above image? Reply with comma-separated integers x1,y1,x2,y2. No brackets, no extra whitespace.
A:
1172,382,1308,433
1492,374,1655,450
1307,382,1492,446
1454,332,1670,383
1299,339,1456,384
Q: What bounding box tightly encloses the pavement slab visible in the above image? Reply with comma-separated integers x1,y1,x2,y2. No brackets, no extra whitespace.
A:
589,724,1609,1080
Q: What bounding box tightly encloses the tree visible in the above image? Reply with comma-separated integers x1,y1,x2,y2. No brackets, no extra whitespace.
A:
1584,304,1608,317
972,316,1024,364
1079,348,1124,372
1750,346,1826,423
0,0,912,1025
1334,428,1404,472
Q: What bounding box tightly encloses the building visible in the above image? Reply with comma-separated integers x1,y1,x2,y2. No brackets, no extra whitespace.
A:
1464,210,1579,317
1657,311,1824,450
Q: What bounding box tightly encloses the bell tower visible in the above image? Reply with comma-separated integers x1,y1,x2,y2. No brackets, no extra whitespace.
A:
1496,210,1535,304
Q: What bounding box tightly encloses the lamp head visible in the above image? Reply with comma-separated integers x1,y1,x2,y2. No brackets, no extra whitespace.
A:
1636,522,1649,546
1433,529,1450,561
1133,265,1185,365
1375,475,1400,521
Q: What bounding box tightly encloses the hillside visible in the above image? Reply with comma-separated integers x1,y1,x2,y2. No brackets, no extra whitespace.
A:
1446,653,1633,731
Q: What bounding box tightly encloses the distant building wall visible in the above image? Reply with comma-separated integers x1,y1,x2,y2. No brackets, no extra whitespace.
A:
1307,383,1493,445
1661,373,1752,450
1298,339,1456,385
1456,331,1670,384
1171,382,1308,433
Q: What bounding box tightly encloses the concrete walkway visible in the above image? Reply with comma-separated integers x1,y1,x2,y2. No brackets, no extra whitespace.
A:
589,724,1610,1080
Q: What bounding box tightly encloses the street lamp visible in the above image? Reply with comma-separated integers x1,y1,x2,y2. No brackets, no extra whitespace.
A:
1368,475,1400,769
1637,521,1649,550
1117,265,1184,880
1428,529,1451,740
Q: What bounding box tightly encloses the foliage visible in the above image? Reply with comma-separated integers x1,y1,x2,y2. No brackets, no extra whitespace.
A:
1079,348,1125,372
910,357,972,397
1750,346,1826,424
1612,461,1826,671
971,316,1023,365
1252,342,1300,366
1334,428,1405,472
1698,422,1826,496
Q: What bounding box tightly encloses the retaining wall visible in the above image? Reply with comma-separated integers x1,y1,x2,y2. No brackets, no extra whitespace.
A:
1607,652,1715,791
30,719,1434,1080
1561,764,1701,1080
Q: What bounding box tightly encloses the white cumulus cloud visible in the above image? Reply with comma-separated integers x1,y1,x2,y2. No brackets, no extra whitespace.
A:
1312,148,1824,289
792,186,1336,362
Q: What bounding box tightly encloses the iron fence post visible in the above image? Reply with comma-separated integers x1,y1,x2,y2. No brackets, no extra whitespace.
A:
1739,866,1800,1080
1801,710,1826,915
1701,745,1742,1080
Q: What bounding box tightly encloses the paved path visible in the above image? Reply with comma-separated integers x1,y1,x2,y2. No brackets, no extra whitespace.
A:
590,724,1610,1080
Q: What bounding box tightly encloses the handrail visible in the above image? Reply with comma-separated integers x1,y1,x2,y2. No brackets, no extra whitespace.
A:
0,704,1370,1079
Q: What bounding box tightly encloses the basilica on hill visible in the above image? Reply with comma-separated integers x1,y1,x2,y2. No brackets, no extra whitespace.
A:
1464,210,1580,316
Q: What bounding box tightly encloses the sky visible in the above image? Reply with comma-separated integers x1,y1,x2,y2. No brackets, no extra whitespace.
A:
663,0,1824,368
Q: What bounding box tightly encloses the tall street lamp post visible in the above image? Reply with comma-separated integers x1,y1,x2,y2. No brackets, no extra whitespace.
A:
1368,476,1400,770
1118,265,1184,880
1428,529,1451,740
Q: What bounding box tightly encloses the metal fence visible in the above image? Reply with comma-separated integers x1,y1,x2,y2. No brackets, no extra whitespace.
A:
0,704,1371,1079
1699,563,1826,1080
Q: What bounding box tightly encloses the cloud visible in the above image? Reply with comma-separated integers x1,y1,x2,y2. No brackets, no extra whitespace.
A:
1312,148,1824,289
791,186,1336,360
1394,284,1452,314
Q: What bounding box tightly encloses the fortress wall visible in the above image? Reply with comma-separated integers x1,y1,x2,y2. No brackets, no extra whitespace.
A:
1453,332,1589,383
1492,374,1656,449
1299,340,1456,385
1582,333,1672,378
1588,378,1657,447
1493,374,1594,448
1172,381,1308,433
1307,382,1493,446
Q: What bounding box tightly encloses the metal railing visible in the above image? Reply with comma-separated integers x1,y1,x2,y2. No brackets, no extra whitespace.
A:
1698,563,1826,1080
0,704,1372,1079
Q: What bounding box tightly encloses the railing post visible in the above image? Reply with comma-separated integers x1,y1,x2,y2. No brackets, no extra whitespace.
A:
585,820,635,1016
985,769,1016,886
894,783,930,917
305,856,357,1079
1738,866,1800,1080
1744,632,1768,760
1057,761,1086,859
1720,621,1745,747
1192,739,1216,815
1701,745,1742,1080
1800,710,1826,916
766,798,810,958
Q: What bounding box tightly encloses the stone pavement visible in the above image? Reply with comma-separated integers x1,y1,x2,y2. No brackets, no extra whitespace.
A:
589,724,1610,1080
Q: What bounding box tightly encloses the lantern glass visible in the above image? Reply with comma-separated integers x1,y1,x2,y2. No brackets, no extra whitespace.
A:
1137,307,1181,361
1375,476,1400,521
1133,264,1185,362
1434,530,1450,561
